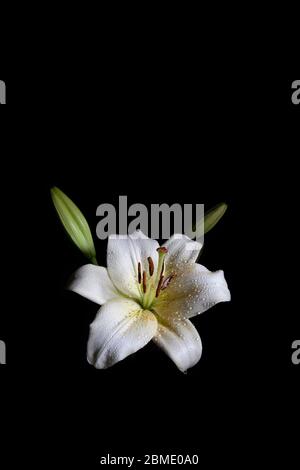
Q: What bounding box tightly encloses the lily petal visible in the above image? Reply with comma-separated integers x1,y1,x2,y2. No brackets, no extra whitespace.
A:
107,230,160,299
68,264,119,305
156,264,231,319
153,316,202,372
88,298,158,369
162,234,202,273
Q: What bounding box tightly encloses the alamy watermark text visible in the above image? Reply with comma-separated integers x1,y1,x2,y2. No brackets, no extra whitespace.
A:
0,81,6,104
291,80,300,105
291,340,300,365
0,340,6,365
96,196,204,243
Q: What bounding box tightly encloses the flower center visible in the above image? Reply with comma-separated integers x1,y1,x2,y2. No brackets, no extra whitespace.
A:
137,247,174,310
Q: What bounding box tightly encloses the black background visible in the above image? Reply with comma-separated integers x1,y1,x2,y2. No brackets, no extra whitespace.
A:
0,68,299,467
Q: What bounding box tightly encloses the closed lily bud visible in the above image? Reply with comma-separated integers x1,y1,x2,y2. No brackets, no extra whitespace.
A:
192,202,228,236
51,187,98,264
203,202,228,234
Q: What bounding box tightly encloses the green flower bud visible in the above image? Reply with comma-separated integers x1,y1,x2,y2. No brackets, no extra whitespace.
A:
192,202,228,236
51,187,98,264
203,202,228,234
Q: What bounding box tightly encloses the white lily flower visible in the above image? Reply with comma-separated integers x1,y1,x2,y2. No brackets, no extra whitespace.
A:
68,231,231,372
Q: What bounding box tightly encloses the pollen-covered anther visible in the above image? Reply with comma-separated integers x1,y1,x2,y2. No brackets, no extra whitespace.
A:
147,257,154,276
142,271,147,293
138,262,142,284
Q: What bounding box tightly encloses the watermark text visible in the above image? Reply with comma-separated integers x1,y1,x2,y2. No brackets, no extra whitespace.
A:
291,80,300,105
0,340,6,365
291,340,300,365
0,81,6,104
96,196,204,244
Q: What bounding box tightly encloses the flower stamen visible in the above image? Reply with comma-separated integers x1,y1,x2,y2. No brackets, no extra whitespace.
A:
156,275,164,298
138,262,142,284
142,270,147,293
161,274,174,290
140,247,170,308
147,257,154,276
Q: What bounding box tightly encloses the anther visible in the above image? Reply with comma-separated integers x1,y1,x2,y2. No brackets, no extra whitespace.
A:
156,275,164,297
138,262,142,284
147,257,154,276
142,271,147,293
161,275,174,290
